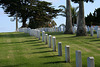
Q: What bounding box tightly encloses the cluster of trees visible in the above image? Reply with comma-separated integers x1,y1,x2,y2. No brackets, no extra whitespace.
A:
0,0,60,29
85,8,100,26
63,0,94,36
0,0,95,36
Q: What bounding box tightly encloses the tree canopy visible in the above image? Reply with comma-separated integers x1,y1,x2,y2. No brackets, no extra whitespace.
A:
0,0,60,28
85,8,100,26
28,1,60,29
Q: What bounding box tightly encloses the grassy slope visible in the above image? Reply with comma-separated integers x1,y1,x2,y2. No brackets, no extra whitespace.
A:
0,32,100,67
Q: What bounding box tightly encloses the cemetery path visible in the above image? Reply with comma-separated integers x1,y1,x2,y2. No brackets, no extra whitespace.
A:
0,32,68,67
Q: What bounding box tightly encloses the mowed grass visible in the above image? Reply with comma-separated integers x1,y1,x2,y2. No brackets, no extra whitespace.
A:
0,32,100,67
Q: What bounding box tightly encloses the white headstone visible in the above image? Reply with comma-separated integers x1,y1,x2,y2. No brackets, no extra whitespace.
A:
87,26,90,32
87,57,95,67
38,30,41,40
65,45,70,63
97,28,100,38
52,36,56,51
76,50,82,67
42,31,45,42
58,42,62,56
49,35,52,48
45,34,48,44
73,26,75,33
90,26,94,36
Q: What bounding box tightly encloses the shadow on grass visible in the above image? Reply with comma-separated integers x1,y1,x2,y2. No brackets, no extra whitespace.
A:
27,41,43,44
40,55,58,58
62,36,77,38
90,39,100,42
0,39,40,45
85,37,95,39
95,65,100,67
24,40,39,42
29,50,53,54
97,46,100,48
81,41,91,45
1,63,26,67
44,61,66,64
46,32,64,35
0,33,30,38
0,42,23,45
31,43,45,46
35,47,48,49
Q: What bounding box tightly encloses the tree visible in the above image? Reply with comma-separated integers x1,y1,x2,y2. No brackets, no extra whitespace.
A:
0,0,36,27
51,20,57,27
85,8,100,26
59,5,79,26
0,0,60,28
28,1,60,29
59,0,74,34
59,0,73,34
16,13,18,31
59,5,66,17
71,6,79,26
64,0,73,34
85,13,94,26
93,8,100,25
71,0,94,36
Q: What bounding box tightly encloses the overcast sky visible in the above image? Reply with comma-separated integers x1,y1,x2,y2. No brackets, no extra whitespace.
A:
0,0,100,32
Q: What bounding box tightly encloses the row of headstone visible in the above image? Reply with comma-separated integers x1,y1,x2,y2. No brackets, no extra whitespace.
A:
19,28,95,67
42,31,95,67
87,26,100,33
42,31,57,51
18,28,41,40
18,28,31,33
72,25,90,33
72,25,100,35
90,26,100,38
37,25,100,34
38,27,66,32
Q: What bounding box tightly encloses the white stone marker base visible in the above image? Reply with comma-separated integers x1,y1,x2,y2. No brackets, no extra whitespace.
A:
87,26,90,32
52,36,56,51
45,34,48,44
90,27,94,36
76,50,82,67
87,57,95,67
49,35,52,48
38,30,41,40
58,42,62,56
97,29,100,38
42,31,45,42
65,45,70,63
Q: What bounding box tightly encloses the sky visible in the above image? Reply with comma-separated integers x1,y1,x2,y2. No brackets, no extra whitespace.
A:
0,0,100,32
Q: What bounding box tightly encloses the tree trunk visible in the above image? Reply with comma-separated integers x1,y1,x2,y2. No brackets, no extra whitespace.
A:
16,13,18,31
77,15,79,26
76,0,87,36
22,17,27,27
64,0,73,34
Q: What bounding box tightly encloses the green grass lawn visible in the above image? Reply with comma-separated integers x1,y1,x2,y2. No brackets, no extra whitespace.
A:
0,32,100,67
